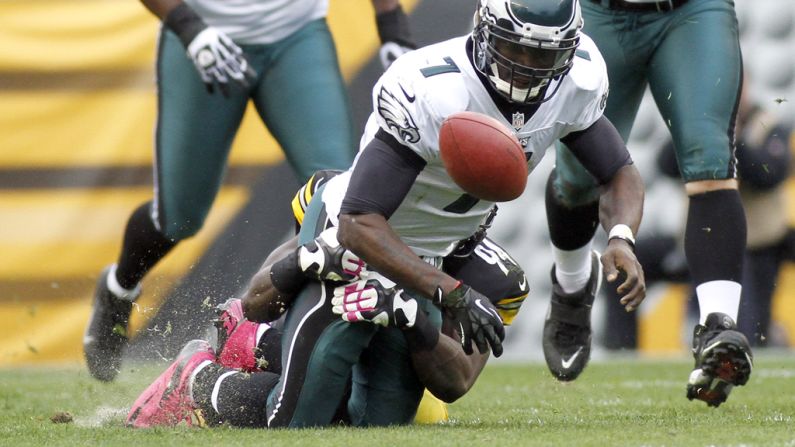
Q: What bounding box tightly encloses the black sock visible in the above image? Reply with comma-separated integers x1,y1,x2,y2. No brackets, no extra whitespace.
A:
545,171,599,250
191,363,226,426
193,364,279,428
115,201,178,290
685,189,746,284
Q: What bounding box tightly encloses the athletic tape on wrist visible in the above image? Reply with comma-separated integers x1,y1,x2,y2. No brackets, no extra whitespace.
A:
608,224,636,249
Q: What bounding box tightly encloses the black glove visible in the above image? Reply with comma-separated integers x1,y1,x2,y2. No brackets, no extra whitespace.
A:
436,283,505,357
375,5,416,69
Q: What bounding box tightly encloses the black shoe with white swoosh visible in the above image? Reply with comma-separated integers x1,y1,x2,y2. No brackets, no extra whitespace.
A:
83,266,139,382
542,250,601,382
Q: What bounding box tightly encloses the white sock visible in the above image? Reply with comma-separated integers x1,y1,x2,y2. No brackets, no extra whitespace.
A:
696,280,741,324
551,241,593,294
106,264,141,301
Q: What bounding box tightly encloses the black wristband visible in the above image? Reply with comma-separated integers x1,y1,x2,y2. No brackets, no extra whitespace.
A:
403,310,439,352
164,3,208,48
375,5,416,48
269,251,307,295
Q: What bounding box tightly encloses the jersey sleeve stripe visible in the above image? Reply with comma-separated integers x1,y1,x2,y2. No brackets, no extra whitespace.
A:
292,174,318,226
303,174,316,205
291,191,306,226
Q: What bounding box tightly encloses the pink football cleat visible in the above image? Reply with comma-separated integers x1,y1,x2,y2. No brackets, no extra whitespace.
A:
126,339,215,428
214,298,261,372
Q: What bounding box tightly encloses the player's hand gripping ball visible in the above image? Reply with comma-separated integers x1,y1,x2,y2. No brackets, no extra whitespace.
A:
439,111,527,202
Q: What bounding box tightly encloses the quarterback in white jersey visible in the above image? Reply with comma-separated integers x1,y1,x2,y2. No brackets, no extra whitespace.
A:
291,0,644,427
323,32,609,258
331,0,645,357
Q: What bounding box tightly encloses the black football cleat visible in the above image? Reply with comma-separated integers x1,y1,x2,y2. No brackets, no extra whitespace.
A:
83,266,140,382
686,312,753,408
542,250,602,381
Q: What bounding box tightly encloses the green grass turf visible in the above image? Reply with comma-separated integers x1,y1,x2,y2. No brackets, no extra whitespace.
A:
1,353,794,447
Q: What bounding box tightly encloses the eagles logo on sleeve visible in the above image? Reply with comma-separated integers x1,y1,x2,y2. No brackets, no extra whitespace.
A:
377,85,420,144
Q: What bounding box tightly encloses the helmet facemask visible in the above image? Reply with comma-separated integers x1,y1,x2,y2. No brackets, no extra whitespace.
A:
473,0,582,104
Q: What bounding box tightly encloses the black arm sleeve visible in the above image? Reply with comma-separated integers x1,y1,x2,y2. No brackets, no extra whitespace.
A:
736,125,792,190
560,116,633,185
340,129,426,219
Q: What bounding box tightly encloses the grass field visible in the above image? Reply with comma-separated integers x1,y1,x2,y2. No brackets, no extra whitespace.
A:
2,353,794,447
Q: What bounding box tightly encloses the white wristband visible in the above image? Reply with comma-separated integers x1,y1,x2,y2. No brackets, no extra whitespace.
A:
608,224,635,248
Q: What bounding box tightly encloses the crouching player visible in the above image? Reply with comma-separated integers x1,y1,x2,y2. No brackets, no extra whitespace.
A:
126,171,528,427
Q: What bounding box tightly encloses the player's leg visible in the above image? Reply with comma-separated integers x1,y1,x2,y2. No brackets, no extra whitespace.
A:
348,298,440,427
84,28,250,382
647,0,751,406
127,338,282,428
251,18,356,181
129,285,354,428
542,2,650,381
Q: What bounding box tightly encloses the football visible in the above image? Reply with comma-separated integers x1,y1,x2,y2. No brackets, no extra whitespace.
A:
439,111,527,202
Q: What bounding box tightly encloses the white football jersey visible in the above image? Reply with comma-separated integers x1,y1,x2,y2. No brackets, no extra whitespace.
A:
323,34,609,258
185,0,328,44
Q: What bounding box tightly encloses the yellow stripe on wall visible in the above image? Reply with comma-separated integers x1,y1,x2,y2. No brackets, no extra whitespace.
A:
771,264,795,346
0,188,248,278
0,1,158,71
638,284,689,354
0,298,94,365
0,187,249,366
0,92,288,168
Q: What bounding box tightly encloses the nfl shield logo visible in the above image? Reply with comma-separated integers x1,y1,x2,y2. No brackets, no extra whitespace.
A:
512,112,524,130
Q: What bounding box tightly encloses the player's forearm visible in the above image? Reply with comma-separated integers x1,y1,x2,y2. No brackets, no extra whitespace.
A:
241,237,300,322
338,213,460,299
406,314,487,402
599,164,644,235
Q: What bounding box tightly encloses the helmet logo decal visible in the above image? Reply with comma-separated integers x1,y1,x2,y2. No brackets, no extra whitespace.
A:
377,85,420,144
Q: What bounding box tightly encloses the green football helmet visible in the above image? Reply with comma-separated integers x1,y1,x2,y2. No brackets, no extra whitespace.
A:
473,0,583,104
